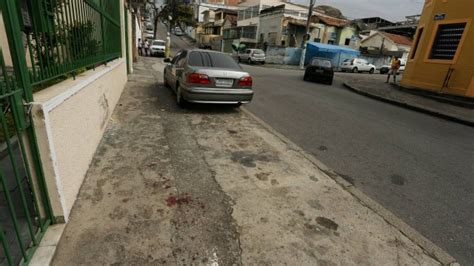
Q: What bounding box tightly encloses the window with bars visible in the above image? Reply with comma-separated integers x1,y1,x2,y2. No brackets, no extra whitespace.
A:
429,23,466,60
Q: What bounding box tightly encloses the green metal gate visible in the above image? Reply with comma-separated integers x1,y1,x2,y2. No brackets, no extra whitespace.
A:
0,49,53,266
0,0,55,265
1,0,123,263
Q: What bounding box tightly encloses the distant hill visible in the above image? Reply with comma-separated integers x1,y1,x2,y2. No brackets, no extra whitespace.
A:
315,5,345,19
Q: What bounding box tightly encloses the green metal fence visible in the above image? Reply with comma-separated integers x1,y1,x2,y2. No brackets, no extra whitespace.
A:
21,0,122,86
0,49,52,265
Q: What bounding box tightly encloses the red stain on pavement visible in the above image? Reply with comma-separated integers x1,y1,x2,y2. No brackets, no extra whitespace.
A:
166,195,192,207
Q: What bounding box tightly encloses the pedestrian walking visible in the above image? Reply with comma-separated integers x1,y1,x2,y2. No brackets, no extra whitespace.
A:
138,38,142,56
140,40,146,56
386,56,401,83
144,40,150,57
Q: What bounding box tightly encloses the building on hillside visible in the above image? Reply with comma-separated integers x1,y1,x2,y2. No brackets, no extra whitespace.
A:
222,0,309,48
355,15,420,38
359,31,412,67
377,15,420,37
199,9,238,50
354,17,394,35
360,31,412,60
257,4,359,49
312,14,360,48
401,0,474,98
193,0,240,24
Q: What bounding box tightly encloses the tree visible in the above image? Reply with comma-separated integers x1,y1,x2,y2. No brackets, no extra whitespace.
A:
156,1,194,29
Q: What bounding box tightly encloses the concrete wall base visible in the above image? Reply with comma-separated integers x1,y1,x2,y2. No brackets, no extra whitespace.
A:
31,59,127,222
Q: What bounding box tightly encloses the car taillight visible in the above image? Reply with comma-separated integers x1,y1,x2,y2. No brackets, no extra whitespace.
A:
238,76,252,87
187,73,210,85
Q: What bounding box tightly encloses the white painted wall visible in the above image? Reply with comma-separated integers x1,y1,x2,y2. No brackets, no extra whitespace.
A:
32,59,127,222
29,0,128,222
259,13,283,45
361,33,398,51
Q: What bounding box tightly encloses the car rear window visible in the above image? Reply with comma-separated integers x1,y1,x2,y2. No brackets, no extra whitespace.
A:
152,41,165,46
311,58,332,68
253,49,264,54
188,51,240,69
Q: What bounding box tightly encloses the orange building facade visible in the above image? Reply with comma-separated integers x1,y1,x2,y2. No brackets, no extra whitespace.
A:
401,0,474,97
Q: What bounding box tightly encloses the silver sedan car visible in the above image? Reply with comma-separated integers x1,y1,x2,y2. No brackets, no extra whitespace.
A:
163,49,254,106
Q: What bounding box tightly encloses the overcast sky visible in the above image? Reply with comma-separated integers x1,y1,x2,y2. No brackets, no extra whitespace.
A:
291,0,425,21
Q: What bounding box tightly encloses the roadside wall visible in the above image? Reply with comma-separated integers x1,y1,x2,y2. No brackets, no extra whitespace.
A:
32,59,127,222
30,1,129,222
265,46,302,65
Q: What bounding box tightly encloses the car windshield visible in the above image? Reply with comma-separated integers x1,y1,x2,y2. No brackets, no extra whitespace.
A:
311,58,332,68
152,41,165,46
253,49,264,54
188,51,240,69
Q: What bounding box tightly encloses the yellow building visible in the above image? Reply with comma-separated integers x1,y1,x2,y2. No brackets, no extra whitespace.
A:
401,0,474,97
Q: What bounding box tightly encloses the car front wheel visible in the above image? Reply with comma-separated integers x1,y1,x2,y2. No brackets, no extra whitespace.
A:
369,68,375,74
248,58,252,64
303,72,310,81
163,72,169,87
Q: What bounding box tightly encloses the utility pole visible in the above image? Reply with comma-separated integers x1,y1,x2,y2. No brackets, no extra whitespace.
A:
299,0,316,69
166,15,172,57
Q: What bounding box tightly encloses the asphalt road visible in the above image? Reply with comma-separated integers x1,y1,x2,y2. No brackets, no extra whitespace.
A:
158,22,474,264
242,65,474,264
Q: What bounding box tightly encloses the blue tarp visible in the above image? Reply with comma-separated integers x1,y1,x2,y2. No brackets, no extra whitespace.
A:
305,42,360,69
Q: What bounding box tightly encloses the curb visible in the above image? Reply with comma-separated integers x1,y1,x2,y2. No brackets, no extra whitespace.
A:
394,84,474,109
30,224,66,265
343,82,474,127
241,107,458,266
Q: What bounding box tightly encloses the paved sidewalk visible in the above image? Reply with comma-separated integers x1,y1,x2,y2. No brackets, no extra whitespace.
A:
52,57,446,265
343,76,474,126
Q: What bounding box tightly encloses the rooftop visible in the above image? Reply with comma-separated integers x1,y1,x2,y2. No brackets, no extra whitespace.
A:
380,32,413,46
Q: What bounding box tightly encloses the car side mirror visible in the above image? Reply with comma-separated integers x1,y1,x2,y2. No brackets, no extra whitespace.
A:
164,58,171,63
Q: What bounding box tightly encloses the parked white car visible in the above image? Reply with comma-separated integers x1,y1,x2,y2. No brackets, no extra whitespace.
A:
238,49,266,64
341,58,376,74
150,40,166,57
174,27,183,36
145,30,154,39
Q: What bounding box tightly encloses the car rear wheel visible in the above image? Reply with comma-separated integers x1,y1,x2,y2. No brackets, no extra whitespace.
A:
176,84,186,107
369,68,375,74
248,58,252,64
352,67,358,73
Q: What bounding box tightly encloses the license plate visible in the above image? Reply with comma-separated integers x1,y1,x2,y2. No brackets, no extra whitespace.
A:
315,69,324,74
215,79,234,87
